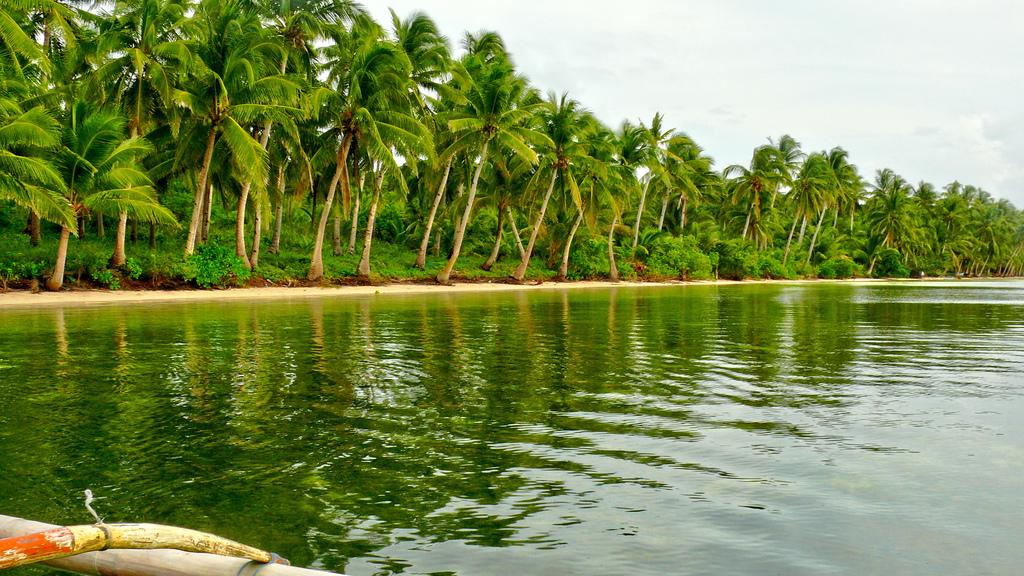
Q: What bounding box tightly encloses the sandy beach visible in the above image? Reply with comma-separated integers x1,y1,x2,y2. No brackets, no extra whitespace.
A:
0,278,883,308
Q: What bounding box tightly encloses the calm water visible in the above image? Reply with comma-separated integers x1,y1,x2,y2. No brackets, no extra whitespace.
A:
1,282,1023,575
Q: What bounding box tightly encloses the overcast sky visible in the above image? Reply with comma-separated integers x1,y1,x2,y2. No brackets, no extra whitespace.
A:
366,0,1024,206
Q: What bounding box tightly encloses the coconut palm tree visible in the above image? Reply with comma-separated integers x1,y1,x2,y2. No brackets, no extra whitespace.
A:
308,16,431,280
179,0,298,257
434,52,548,284
0,84,75,231
865,168,919,273
724,145,785,248
94,0,189,265
511,92,588,281
631,112,670,253
806,147,859,263
782,152,828,265
47,104,175,291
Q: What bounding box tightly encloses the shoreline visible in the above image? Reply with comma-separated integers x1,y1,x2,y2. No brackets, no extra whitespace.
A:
0,276,1005,309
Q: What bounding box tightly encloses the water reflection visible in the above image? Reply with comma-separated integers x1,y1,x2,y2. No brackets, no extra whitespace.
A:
1,282,1023,575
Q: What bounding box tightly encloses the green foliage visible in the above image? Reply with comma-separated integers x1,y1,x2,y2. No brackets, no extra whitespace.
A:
752,249,794,280
121,257,143,280
567,237,609,279
712,239,755,280
645,236,713,280
374,203,407,245
182,244,252,288
873,248,910,278
91,268,120,290
818,256,857,279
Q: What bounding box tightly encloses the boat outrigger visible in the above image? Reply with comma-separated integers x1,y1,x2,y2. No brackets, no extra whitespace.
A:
0,494,344,575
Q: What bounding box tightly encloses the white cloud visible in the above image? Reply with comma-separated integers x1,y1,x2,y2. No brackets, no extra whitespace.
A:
367,0,1024,206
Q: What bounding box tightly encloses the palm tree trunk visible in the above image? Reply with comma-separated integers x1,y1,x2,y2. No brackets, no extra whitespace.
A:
347,183,361,254
807,204,828,263
270,198,283,254
833,205,840,228
235,120,275,269
481,207,505,271
680,196,688,230
797,215,809,246
433,229,441,257
657,195,669,231
258,165,284,262
28,212,41,246
558,208,585,280
308,134,352,281
332,205,343,256
149,222,156,249
438,139,490,284
416,157,452,269
202,181,214,244
742,206,752,240
608,214,619,281
508,207,525,259
782,213,800,265
250,198,262,269
631,178,650,253
111,212,128,267
96,213,105,238
513,168,559,281
46,226,71,292
235,57,286,266
357,168,387,278
186,124,218,255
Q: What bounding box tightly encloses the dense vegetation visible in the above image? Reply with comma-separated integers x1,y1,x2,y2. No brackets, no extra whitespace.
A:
2,1,1022,291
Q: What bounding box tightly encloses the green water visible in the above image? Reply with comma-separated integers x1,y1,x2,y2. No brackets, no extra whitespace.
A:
1,282,1023,575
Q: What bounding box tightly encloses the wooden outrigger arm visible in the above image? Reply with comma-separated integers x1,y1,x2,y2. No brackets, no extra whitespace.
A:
0,522,279,569
0,515,345,575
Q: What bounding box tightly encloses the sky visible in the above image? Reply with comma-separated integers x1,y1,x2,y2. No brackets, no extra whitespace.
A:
365,0,1024,206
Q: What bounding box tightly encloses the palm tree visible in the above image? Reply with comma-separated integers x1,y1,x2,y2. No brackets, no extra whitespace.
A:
94,0,188,266
434,52,547,284
806,147,859,263
724,145,785,248
309,16,430,280
47,104,175,291
782,152,828,265
610,121,649,278
512,92,588,281
179,0,297,257
865,168,919,273
664,134,713,232
631,112,670,253
388,9,457,270
768,134,803,209
0,85,75,231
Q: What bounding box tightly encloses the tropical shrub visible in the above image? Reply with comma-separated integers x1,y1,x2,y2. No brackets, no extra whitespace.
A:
712,239,755,280
646,236,713,280
873,248,910,278
567,237,608,279
753,249,794,279
818,256,857,279
181,244,251,288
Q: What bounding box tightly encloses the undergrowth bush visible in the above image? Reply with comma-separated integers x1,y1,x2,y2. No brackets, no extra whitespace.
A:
818,256,856,279
645,236,713,280
873,248,910,278
182,244,251,288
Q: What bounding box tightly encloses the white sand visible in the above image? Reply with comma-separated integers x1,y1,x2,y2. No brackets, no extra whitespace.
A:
0,278,878,308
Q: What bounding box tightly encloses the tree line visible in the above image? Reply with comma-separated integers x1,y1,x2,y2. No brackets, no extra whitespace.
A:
2,0,1022,291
